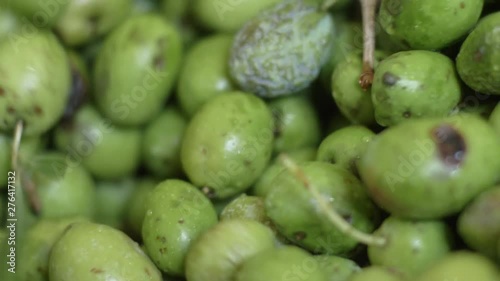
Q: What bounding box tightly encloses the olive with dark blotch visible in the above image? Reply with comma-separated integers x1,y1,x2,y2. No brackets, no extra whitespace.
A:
359,113,500,219
0,30,70,136
371,50,462,127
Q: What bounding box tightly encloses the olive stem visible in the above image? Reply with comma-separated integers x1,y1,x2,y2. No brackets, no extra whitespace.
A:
22,174,42,215
359,0,378,90
11,120,23,171
11,120,42,215
279,154,386,247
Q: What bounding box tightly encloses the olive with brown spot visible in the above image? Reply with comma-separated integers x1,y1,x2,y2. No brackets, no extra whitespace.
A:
331,51,388,126
456,11,500,95
371,50,462,126
359,114,500,219
265,161,379,255
49,222,162,281
0,30,70,136
181,92,274,199
142,179,218,277
93,14,182,126
17,217,89,281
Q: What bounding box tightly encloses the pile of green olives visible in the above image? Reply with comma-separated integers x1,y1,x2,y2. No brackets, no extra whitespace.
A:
0,0,499,281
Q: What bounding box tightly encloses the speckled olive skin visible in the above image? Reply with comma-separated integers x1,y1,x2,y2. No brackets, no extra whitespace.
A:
316,125,375,175
332,51,388,125
458,186,500,262
414,252,500,281
191,0,282,33
55,0,132,46
348,266,403,281
142,179,218,276
185,220,276,281
142,106,187,179
378,0,484,50
229,0,335,97
17,217,88,281
93,14,182,126
359,114,500,219
181,92,274,199
49,222,162,281
234,246,328,281
371,50,462,127
54,105,142,180
177,34,235,117
457,12,500,95
268,92,321,153
265,161,379,255
368,217,453,278
0,30,70,136
27,152,97,220
314,255,361,281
